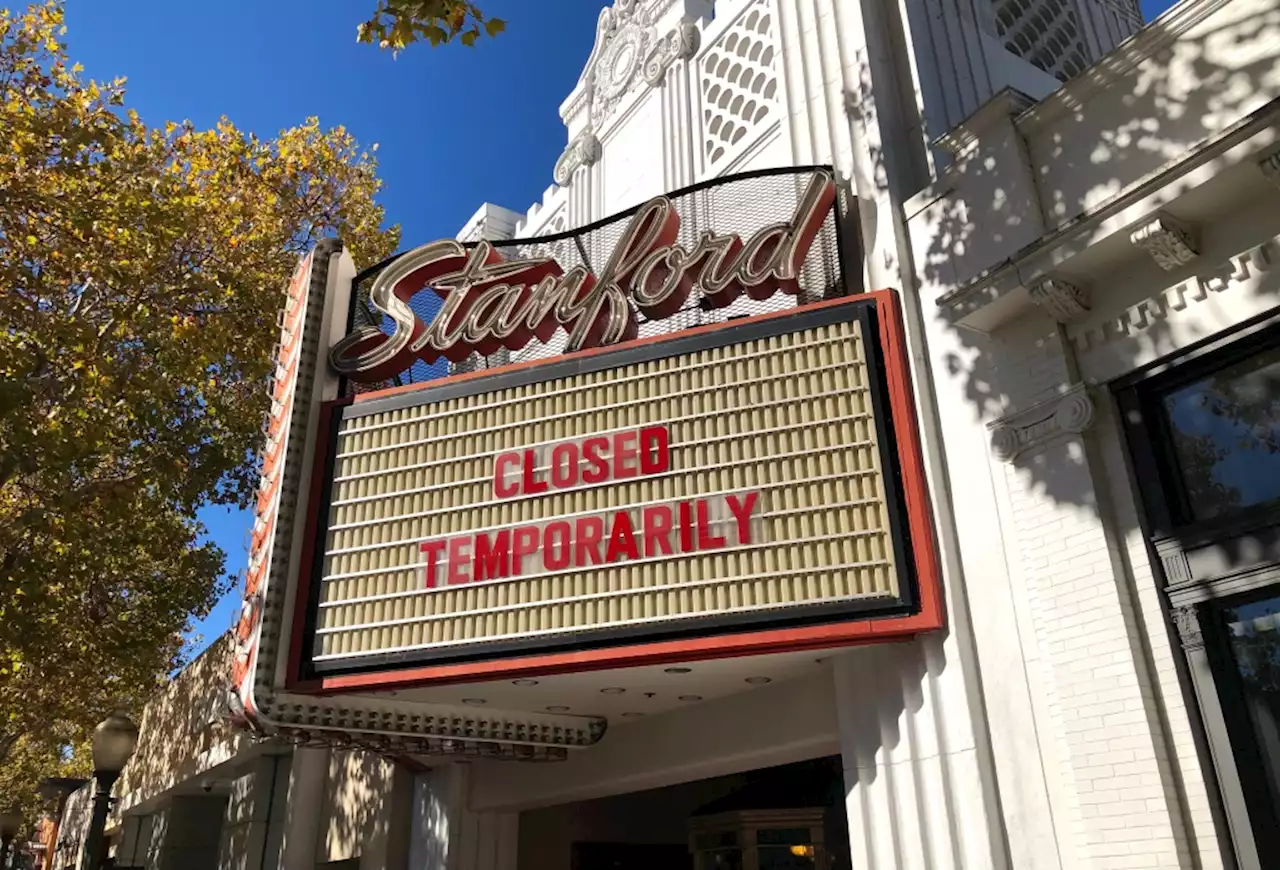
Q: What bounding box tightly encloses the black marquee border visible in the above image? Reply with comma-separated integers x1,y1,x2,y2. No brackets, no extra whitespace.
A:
300,297,918,680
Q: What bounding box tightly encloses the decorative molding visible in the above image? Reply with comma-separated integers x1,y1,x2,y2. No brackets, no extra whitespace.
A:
553,131,603,186
586,0,655,129
1261,148,1280,191
1130,213,1200,271
570,1,705,130
1160,549,1192,586
643,21,700,85
1072,238,1278,352
1028,277,1091,323
1172,605,1204,652
648,0,684,19
988,383,1096,461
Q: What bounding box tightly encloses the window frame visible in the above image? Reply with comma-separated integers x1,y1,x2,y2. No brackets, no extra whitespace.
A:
1202,586,1280,858
1113,308,1280,870
1118,314,1280,537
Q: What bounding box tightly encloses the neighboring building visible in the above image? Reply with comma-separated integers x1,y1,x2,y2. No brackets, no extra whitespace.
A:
905,0,1280,866
51,1,1280,870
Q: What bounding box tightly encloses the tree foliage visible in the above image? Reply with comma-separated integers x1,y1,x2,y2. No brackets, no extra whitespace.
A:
358,1,505,50
0,0,400,812
0,733,90,839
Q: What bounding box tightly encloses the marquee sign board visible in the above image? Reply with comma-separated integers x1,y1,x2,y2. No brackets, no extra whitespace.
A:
294,292,941,690
236,167,941,749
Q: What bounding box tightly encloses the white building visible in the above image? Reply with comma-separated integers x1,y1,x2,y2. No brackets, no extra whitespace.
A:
905,0,1280,866
53,1,1280,869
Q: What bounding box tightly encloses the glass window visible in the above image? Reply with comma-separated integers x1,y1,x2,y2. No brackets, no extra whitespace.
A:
700,849,742,870
1158,344,1280,522
1221,594,1280,820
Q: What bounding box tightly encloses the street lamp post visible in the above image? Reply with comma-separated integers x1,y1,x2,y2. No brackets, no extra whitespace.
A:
81,711,139,870
0,807,23,870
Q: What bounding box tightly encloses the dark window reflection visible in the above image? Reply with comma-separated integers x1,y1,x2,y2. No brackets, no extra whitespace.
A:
758,846,817,870
1222,596,1280,818
1160,346,1280,521
704,849,743,870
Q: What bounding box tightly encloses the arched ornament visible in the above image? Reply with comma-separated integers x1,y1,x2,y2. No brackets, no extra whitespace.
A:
583,0,656,128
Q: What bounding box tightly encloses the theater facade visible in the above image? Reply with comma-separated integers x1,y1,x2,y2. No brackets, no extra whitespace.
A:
222,0,1168,868
67,0,1280,868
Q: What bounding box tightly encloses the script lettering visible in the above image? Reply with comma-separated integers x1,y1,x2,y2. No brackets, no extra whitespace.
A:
331,172,837,382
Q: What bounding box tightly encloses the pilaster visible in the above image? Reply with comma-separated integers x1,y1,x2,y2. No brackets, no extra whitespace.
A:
408,765,517,870
986,335,1196,869
218,756,290,870
279,747,328,870
834,638,1004,870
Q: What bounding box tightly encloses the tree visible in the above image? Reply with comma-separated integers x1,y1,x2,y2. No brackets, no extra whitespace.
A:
0,733,90,843
0,0,401,810
357,1,506,50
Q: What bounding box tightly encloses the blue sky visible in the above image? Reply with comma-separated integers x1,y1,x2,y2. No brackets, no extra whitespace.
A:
63,0,603,654
62,0,1179,655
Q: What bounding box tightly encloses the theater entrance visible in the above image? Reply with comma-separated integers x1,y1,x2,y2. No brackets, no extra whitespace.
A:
519,757,851,870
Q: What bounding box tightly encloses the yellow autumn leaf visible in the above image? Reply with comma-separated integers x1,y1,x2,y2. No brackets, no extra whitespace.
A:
0,0,398,819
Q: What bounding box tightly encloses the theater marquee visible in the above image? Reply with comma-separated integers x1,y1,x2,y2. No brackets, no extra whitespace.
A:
263,166,941,700
293,311,939,689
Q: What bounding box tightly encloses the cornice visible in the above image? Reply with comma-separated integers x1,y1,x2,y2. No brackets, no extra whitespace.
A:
934,88,1038,157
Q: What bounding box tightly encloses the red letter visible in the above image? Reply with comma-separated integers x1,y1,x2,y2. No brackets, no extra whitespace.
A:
641,505,674,556
725,492,760,545
605,512,640,563
574,516,605,566
474,530,511,581
521,449,548,495
493,452,521,498
695,500,727,550
447,537,472,585
613,431,639,479
638,426,670,475
421,540,447,588
678,501,695,553
544,522,572,570
581,437,610,483
512,526,539,575
549,442,578,490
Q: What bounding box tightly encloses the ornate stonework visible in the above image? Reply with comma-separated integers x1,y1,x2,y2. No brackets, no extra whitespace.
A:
1130,214,1199,271
553,130,603,186
586,0,655,128
1028,277,1091,323
988,383,1097,462
1072,238,1279,352
643,21,700,85
573,0,703,136
1172,605,1204,652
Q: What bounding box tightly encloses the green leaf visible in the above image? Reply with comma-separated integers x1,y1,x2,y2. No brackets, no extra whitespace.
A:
484,17,505,37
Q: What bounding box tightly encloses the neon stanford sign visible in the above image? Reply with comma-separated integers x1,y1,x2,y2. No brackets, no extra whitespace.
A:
329,171,837,382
